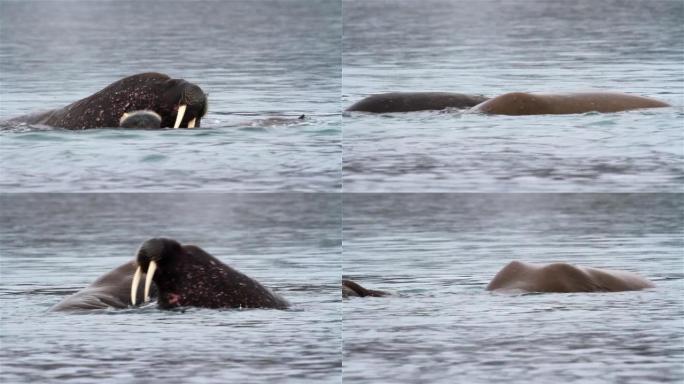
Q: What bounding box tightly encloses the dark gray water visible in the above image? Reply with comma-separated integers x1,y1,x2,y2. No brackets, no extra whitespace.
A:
0,0,341,192
343,194,684,383
0,194,341,383
343,0,684,192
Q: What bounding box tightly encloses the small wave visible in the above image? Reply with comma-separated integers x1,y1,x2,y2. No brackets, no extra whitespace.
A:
140,154,167,162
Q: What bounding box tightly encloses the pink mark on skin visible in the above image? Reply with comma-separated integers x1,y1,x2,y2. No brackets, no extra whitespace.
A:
167,293,182,305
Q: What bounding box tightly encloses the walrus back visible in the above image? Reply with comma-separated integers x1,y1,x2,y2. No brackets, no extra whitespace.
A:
347,92,489,113
39,72,171,129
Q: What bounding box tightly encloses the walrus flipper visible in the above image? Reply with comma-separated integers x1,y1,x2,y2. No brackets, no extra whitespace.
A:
342,279,388,298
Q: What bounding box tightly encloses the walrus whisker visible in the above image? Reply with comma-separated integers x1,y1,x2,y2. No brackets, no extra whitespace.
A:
131,266,142,305
144,261,157,302
174,104,187,128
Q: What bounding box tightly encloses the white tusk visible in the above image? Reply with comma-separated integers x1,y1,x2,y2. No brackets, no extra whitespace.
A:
131,266,142,306
187,118,196,128
173,104,187,128
144,261,157,302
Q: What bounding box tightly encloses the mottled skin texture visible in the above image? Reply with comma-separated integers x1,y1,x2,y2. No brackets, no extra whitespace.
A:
486,261,655,293
342,279,388,298
119,110,162,128
472,92,670,115
137,238,289,310
12,72,207,129
51,261,156,311
346,92,489,113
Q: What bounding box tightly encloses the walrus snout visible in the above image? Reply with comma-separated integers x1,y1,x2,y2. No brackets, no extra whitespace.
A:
179,87,207,129
166,82,207,129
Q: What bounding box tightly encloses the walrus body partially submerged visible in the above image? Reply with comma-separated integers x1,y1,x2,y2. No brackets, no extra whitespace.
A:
342,279,388,298
131,238,289,310
346,92,489,113
471,92,669,115
53,238,288,311
11,72,207,129
487,261,654,293
51,261,156,311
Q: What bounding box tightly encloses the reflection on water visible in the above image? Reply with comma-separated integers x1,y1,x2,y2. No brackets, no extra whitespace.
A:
0,194,341,383
0,0,341,192
343,194,684,384
342,0,684,192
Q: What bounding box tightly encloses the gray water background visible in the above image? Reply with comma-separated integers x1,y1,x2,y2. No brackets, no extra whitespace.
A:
343,0,684,192
0,193,341,383
343,193,683,383
0,0,341,192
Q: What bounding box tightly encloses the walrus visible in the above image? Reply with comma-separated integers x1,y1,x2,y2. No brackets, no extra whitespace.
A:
10,72,207,129
119,110,162,129
131,238,289,310
342,279,388,298
51,260,157,311
486,261,655,293
346,92,489,113
471,92,669,115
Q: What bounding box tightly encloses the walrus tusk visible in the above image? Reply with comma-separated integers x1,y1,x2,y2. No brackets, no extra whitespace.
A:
144,260,157,302
187,118,196,128
131,266,142,305
174,104,187,128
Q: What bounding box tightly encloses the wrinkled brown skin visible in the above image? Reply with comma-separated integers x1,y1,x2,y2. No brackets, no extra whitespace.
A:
346,92,489,113
472,92,670,115
342,279,388,298
11,72,207,129
51,261,156,311
486,261,655,293
137,238,289,310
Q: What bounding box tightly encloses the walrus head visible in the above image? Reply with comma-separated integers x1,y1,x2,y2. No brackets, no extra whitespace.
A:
159,79,208,128
131,237,182,305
